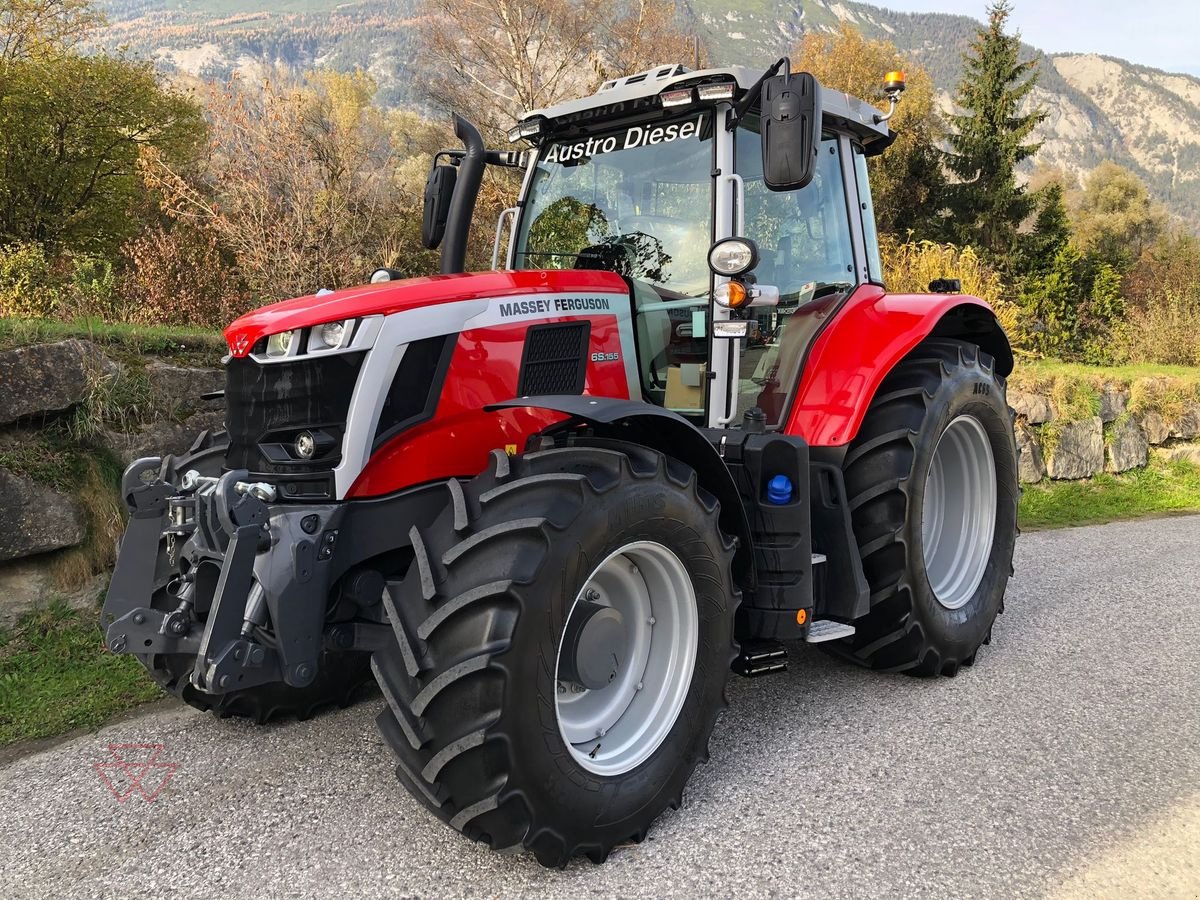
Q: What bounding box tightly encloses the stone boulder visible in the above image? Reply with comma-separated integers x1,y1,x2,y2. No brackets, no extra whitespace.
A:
1140,411,1170,445
102,411,225,466
0,558,106,627
1015,421,1046,483
1106,417,1148,473
146,362,225,419
1046,417,1104,480
0,469,87,562
1099,387,1129,423
0,340,113,425
1157,444,1200,467
1009,390,1054,424
1169,403,1200,440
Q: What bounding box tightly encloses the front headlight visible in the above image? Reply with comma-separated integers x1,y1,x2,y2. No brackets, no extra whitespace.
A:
319,321,346,348
308,319,354,353
708,237,760,277
265,330,296,358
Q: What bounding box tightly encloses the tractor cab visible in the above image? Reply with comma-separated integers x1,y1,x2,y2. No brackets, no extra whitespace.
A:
429,62,899,431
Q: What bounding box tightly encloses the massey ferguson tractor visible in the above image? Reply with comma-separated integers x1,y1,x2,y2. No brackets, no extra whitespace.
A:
102,61,1018,866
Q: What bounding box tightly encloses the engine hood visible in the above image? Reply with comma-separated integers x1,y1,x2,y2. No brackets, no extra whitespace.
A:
223,269,628,357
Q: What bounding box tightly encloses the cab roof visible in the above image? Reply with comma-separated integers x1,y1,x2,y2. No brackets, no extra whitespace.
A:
519,64,894,151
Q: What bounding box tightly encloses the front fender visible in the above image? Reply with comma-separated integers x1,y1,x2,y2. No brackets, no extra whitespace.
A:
784,284,1013,446
488,395,754,586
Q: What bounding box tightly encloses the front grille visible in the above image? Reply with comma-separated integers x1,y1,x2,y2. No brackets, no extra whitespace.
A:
517,322,590,396
224,352,365,476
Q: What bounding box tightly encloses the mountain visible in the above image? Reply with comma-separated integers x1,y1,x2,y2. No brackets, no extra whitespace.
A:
93,0,1200,227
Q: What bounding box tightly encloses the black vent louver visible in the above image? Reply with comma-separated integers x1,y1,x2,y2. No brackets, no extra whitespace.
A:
373,334,457,450
517,322,591,396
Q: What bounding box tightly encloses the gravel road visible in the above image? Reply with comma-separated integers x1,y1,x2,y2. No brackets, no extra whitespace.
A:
3,515,1198,898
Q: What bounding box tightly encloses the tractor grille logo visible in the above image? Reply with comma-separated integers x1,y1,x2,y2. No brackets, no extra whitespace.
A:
92,743,178,803
230,332,250,356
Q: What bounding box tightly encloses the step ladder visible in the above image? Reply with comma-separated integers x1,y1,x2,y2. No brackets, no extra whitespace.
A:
804,619,856,642
804,553,855,642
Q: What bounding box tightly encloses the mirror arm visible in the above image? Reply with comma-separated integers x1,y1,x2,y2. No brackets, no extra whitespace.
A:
729,57,789,130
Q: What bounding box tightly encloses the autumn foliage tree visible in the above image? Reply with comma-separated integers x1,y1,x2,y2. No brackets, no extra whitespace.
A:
144,70,440,304
0,0,100,65
416,0,701,140
0,0,204,256
794,24,945,239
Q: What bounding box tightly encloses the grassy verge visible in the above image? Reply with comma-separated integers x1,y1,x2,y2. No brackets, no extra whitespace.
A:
0,317,226,367
0,603,163,746
1019,458,1200,530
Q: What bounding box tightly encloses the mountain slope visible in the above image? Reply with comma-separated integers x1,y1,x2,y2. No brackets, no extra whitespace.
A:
94,0,1200,226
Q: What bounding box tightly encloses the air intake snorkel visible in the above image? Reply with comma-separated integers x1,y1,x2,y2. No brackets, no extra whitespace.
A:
439,114,486,275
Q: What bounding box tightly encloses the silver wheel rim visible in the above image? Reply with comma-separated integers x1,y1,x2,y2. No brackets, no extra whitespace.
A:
921,414,997,611
555,541,698,776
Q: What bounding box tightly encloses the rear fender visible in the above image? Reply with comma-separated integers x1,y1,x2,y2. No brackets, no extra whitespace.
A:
488,396,754,587
784,285,1013,446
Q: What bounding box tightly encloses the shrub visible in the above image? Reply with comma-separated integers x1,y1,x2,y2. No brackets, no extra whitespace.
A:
1113,287,1200,367
880,237,1024,340
0,241,60,318
121,223,250,328
64,254,122,321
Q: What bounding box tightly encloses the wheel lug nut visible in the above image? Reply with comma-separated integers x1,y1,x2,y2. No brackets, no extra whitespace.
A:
636,681,643,691
585,589,600,601
647,616,656,625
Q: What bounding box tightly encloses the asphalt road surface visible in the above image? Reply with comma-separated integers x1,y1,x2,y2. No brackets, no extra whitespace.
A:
3,515,1198,899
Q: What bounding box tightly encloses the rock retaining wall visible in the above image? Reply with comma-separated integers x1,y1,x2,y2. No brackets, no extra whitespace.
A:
1009,382,1200,483
0,339,225,624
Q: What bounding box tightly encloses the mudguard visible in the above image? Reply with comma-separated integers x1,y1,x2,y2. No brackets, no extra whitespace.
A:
488,395,755,585
784,284,1014,446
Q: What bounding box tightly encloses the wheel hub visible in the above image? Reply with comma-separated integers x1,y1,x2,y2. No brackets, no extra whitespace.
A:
559,601,626,691
555,541,698,776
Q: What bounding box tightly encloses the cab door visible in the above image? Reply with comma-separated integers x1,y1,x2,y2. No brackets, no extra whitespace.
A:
724,121,875,428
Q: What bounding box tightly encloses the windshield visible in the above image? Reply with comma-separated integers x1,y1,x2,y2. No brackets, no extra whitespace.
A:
512,114,714,298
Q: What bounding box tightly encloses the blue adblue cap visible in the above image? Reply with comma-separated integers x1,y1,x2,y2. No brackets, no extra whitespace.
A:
767,475,793,505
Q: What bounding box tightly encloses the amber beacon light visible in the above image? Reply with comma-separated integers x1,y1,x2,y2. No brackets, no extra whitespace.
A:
875,71,907,123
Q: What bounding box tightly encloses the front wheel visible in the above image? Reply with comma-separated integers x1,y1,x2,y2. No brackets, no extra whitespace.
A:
833,339,1019,675
370,442,738,866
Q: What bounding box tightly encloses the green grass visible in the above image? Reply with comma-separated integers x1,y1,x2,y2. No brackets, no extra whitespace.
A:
0,603,163,746
1019,458,1200,530
0,317,226,367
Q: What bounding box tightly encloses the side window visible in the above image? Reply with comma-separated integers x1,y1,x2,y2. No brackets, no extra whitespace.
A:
852,144,883,283
733,124,856,426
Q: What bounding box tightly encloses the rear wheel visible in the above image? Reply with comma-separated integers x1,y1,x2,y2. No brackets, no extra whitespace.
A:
133,430,374,723
833,339,1018,675
371,443,738,866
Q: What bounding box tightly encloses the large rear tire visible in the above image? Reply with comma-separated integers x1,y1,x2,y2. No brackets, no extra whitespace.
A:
833,339,1018,675
132,429,374,723
371,443,738,867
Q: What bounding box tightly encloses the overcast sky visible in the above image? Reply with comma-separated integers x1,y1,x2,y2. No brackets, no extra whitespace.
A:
876,0,1200,76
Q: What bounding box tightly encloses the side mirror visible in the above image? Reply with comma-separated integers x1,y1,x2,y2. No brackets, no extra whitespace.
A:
760,72,821,192
421,163,457,250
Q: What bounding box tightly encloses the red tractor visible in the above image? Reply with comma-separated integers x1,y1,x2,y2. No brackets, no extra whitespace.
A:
103,61,1018,866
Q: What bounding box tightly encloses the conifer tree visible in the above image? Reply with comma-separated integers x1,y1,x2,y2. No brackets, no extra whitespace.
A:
943,1,1045,263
